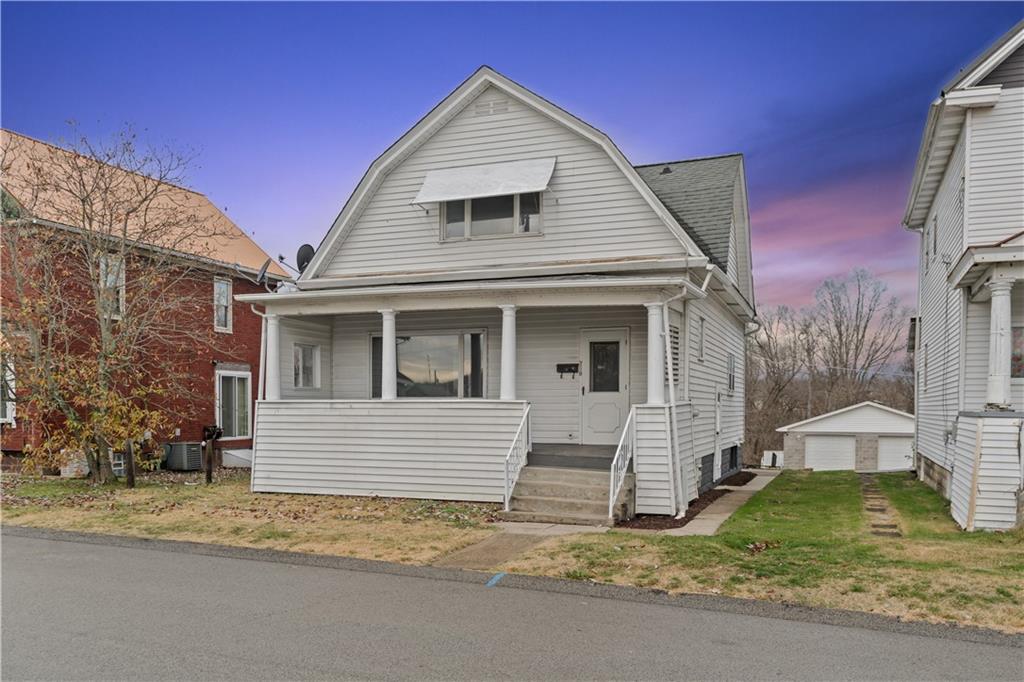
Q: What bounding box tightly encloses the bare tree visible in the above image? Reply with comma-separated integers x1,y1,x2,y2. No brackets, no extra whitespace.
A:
1,127,234,483
744,306,805,461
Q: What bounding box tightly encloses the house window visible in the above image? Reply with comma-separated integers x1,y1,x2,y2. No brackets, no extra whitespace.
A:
216,371,250,439
1012,327,1023,379
932,216,938,260
371,332,485,398
442,192,541,240
698,317,706,362
293,344,320,389
214,278,232,332
727,353,736,393
0,356,14,425
98,253,125,318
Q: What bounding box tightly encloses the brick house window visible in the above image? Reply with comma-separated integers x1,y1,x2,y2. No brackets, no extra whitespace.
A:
214,278,232,333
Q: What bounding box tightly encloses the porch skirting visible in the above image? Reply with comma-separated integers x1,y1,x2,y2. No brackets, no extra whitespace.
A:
250,399,528,502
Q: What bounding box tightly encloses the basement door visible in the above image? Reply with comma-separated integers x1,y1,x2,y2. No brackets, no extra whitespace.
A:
580,329,629,445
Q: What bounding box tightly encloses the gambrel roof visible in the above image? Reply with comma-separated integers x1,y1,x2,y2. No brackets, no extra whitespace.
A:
635,154,743,273
302,66,710,281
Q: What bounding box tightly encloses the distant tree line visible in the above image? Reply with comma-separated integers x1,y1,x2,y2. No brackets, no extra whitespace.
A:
744,269,913,464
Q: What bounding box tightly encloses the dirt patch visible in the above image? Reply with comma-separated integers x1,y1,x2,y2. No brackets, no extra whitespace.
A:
615,489,730,530
720,471,757,487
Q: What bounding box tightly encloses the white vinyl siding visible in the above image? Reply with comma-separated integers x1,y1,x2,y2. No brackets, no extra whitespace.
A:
329,306,649,444
685,294,745,482
915,130,966,471
634,405,673,515
979,44,1024,88
788,404,915,434
804,435,856,471
950,414,1023,530
251,400,528,502
318,86,685,278
280,318,333,399
966,87,1024,246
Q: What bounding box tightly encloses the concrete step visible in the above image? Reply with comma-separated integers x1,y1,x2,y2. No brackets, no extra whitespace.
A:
509,494,608,518
517,466,609,486
528,453,613,470
513,478,611,502
496,510,608,526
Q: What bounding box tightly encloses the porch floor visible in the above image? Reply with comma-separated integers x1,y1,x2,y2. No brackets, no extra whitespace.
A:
528,443,615,470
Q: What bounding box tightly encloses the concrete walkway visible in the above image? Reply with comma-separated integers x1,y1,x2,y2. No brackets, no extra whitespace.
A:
662,469,780,537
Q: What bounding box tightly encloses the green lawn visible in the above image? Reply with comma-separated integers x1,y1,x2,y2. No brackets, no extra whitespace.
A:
507,470,1024,632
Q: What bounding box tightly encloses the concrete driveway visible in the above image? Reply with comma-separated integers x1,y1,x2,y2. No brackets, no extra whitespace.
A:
2,530,1021,681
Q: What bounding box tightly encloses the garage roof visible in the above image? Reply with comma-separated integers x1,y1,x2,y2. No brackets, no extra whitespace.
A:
777,402,914,434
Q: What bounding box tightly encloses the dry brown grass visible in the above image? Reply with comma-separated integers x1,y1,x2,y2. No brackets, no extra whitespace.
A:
2,470,499,564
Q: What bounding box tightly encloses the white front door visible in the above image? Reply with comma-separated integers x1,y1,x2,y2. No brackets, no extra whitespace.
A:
580,329,629,445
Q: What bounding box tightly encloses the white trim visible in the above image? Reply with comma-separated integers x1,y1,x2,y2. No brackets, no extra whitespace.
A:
0,356,15,426
215,368,253,440
301,67,703,281
213,277,233,333
776,401,915,433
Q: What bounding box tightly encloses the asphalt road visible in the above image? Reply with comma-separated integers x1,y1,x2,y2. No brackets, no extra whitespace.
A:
2,532,1021,681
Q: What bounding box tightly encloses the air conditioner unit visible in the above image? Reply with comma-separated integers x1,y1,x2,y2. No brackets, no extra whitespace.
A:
165,442,203,471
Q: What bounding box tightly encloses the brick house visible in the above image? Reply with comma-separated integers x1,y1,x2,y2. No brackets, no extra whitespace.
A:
0,129,288,466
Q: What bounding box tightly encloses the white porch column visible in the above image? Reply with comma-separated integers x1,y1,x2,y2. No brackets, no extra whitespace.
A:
379,309,397,400
645,302,665,405
986,279,1014,408
264,313,281,401
499,304,517,400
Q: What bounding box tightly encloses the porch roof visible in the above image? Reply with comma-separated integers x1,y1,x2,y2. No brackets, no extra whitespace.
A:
236,274,706,316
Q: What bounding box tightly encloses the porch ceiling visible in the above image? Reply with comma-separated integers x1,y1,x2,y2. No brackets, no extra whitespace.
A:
237,274,706,316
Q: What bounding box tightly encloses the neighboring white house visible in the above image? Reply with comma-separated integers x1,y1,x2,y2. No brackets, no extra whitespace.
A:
237,66,757,524
777,402,915,473
904,21,1024,531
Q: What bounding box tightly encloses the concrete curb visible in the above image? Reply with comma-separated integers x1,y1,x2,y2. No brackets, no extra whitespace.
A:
5,524,1022,649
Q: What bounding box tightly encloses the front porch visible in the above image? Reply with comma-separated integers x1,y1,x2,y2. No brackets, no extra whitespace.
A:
242,275,708,522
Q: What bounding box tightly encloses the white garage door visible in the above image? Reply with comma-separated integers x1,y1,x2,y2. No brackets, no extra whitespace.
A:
804,435,856,471
878,436,913,471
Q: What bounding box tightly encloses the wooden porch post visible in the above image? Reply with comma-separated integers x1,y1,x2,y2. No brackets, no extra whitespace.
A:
499,304,517,400
265,313,281,401
380,309,397,400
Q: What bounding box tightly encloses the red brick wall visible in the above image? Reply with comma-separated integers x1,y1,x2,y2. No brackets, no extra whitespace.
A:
1,254,271,459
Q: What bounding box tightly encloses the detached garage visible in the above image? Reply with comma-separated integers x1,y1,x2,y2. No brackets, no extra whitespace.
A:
777,402,915,473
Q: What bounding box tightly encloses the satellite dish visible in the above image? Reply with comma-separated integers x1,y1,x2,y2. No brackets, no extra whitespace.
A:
255,258,271,285
296,244,315,273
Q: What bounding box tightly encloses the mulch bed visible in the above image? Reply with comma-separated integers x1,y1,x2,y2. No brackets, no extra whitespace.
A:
720,470,757,487
615,488,730,530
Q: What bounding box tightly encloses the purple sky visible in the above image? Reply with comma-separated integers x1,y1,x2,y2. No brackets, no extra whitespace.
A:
3,3,1021,311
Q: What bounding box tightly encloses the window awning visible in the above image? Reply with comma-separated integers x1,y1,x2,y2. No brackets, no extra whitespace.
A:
412,157,556,204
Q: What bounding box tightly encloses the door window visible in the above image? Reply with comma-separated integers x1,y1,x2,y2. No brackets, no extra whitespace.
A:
590,341,620,392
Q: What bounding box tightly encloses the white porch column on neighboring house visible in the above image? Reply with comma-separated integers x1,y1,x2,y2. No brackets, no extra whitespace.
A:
379,309,398,400
645,303,665,405
264,313,281,401
499,304,517,400
986,279,1014,408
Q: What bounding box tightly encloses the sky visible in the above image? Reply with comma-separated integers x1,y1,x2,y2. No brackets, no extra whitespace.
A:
2,2,1021,311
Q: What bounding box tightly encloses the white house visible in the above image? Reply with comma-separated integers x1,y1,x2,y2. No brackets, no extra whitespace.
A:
777,402,915,473
904,21,1024,531
238,67,757,524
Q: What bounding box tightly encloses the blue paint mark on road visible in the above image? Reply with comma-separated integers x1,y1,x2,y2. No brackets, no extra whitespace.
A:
485,572,507,587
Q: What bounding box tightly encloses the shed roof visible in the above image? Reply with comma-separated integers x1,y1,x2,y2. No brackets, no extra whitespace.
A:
776,401,915,434
635,154,742,273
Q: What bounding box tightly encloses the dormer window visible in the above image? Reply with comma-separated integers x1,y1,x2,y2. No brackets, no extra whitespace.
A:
414,157,555,241
442,192,541,240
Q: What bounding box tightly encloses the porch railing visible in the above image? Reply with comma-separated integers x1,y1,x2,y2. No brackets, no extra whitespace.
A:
608,406,637,519
503,404,532,511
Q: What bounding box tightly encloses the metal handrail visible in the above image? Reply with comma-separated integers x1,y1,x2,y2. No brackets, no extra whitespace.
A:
503,404,532,511
608,407,637,519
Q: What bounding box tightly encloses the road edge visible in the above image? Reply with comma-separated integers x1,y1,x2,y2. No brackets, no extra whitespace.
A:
4,524,1021,649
